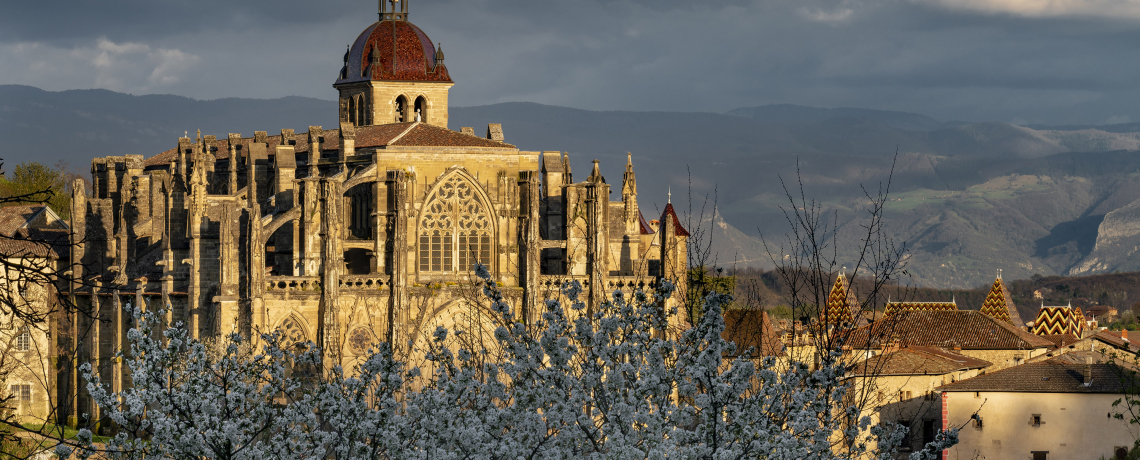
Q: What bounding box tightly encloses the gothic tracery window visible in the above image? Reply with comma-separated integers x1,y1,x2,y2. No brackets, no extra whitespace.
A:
418,173,493,273
279,316,308,349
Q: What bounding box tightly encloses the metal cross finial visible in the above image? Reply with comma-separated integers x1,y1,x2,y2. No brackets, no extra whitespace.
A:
668,187,671,204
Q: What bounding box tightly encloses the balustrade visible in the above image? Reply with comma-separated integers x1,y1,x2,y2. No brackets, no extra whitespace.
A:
265,276,321,292
339,275,389,290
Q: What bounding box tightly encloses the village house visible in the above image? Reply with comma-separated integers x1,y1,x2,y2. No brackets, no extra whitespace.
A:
940,352,1140,460
0,205,68,424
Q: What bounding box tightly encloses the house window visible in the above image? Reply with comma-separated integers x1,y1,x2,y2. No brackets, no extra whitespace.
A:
898,420,912,450
1032,451,1048,460
15,328,30,351
1031,414,1042,427
418,173,493,273
9,384,30,402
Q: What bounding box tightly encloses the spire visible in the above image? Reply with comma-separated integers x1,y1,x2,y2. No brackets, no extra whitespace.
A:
824,271,857,324
563,154,572,184
622,152,636,196
980,271,1023,326
668,187,672,204
435,42,445,67
588,159,604,184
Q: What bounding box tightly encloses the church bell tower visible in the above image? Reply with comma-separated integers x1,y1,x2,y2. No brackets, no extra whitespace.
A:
334,0,453,129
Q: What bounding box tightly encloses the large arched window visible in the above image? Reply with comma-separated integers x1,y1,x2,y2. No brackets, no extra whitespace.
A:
418,172,493,273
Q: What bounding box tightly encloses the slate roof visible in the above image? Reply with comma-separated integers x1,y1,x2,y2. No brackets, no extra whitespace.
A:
722,309,785,357
851,346,991,376
843,310,1054,350
939,357,1138,393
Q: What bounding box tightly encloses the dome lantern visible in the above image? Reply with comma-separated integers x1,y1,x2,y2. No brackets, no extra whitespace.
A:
334,0,453,129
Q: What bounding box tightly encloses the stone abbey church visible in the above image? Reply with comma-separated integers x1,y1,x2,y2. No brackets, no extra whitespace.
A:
60,0,687,418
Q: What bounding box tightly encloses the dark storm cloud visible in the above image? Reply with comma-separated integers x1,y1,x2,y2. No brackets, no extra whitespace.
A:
3,0,1140,124
0,0,360,43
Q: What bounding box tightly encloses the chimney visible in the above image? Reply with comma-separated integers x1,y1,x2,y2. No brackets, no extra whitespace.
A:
486,123,504,142
1084,356,1094,385
1123,330,1129,342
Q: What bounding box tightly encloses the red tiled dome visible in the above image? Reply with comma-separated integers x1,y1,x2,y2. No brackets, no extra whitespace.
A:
336,20,451,84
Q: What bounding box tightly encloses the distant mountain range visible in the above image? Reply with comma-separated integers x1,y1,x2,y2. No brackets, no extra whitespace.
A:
7,84,1140,289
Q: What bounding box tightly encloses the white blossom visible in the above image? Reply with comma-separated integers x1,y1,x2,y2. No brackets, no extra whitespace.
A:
67,264,956,459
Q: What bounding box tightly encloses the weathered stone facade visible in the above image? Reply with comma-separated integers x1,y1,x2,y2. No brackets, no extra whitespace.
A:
59,2,687,425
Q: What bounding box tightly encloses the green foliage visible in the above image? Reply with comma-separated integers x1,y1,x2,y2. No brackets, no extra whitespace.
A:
0,161,78,220
767,304,793,319
1109,312,1140,331
686,266,736,324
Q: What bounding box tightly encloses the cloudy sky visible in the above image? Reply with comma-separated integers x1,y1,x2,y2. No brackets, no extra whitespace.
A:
3,0,1140,124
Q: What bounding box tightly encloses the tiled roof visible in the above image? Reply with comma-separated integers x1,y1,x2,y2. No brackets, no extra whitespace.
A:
390,123,515,148
142,123,514,168
0,236,58,258
659,203,690,237
1090,331,1140,353
0,205,43,236
979,276,1023,325
938,360,1137,393
843,310,1054,350
823,273,858,324
722,309,785,357
335,20,451,84
883,301,957,316
851,346,990,376
1032,306,1085,336
1039,333,1080,349
638,210,654,235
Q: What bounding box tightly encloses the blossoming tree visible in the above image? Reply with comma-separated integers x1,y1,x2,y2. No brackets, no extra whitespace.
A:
62,265,955,460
